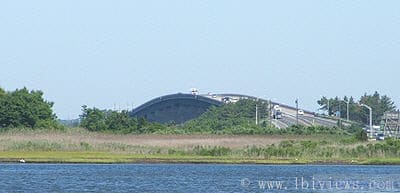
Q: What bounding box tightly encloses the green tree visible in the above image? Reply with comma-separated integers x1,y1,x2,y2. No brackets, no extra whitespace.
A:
79,105,107,131
359,92,395,124
318,96,357,117
355,128,368,141
105,110,137,133
182,99,271,134
318,92,396,125
0,87,56,128
80,107,142,133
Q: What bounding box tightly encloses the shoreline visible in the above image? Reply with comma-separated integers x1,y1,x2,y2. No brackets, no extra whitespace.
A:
1,151,399,165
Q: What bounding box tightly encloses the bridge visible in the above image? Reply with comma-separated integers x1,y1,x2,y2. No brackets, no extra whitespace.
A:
129,93,222,124
130,92,340,128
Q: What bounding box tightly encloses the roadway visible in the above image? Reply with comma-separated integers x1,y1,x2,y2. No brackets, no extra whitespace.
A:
271,105,340,128
203,93,343,128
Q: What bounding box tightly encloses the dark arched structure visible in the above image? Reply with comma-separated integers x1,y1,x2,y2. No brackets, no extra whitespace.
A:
130,93,223,124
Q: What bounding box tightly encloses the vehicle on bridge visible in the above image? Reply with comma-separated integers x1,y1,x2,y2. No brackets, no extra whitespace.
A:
272,105,282,119
130,92,338,128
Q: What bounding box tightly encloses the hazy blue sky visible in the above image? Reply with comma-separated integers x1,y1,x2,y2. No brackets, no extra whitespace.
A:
1,1,399,119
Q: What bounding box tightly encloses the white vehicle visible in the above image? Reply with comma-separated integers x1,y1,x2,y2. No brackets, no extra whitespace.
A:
297,109,304,115
190,88,199,95
372,125,380,130
272,105,282,119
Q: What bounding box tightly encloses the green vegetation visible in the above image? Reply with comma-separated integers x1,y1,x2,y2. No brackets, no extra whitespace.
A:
318,91,396,125
78,100,268,134
2,151,399,164
0,131,399,164
0,87,399,164
182,100,268,134
79,106,166,134
80,106,138,132
0,87,62,129
238,138,400,161
78,99,348,135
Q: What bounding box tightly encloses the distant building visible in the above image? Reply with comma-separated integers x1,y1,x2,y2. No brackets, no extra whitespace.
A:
382,111,400,136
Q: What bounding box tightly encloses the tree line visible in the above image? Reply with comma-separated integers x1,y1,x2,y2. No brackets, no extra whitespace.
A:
79,99,347,135
79,99,271,134
317,91,396,125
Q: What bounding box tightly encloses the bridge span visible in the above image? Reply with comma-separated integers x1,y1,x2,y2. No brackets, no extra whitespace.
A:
129,93,222,124
130,92,339,128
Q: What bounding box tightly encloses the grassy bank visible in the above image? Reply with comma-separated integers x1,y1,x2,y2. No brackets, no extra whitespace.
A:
2,151,400,165
0,128,399,165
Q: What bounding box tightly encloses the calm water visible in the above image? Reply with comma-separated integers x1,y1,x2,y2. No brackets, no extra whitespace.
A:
0,164,399,193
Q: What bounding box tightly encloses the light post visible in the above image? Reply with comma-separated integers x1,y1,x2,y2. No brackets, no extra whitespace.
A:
327,99,330,116
255,98,260,125
337,98,350,129
269,99,272,128
338,102,342,129
295,99,299,125
360,103,373,138
343,99,349,121
267,97,276,128
263,95,271,128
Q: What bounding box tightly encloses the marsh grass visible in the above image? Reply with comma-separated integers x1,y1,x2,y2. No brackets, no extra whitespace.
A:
0,128,398,164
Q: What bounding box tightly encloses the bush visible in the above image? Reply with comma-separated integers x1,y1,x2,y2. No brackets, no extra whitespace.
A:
0,87,57,128
355,128,368,141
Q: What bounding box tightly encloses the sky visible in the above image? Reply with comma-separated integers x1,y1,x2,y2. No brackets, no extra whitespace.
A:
1,1,399,119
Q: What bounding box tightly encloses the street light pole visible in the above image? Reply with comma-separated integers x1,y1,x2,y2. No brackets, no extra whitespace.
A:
269,99,272,128
346,100,349,121
255,103,258,125
327,99,330,116
342,99,350,121
360,104,373,138
295,99,299,125
339,102,342,129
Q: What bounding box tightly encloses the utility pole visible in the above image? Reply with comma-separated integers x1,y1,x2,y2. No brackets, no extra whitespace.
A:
327,99,330,116
346,100,349,121
295,98,299,125
269,99,272,128
255,104,258,125
360,104,373,139
342,98,350,121
339,102,342,129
